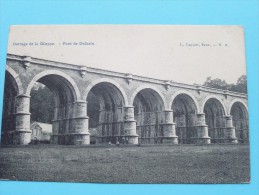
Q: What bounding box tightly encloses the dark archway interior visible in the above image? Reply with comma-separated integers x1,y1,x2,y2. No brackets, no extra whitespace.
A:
172,94,197,144
30,82,54,124
87,82,125,144
30,82,54,143
133,89,165,144
203,98,225,143
30,75,77,143
231,102,249,143
1,71,18,144
37,75,76,106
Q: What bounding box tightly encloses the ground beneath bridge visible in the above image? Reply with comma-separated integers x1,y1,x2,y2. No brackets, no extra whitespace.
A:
0,144,250,184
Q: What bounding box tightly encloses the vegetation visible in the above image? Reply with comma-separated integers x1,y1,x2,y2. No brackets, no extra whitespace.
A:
203,75,247,94
0,144,250,183
30,83,54,123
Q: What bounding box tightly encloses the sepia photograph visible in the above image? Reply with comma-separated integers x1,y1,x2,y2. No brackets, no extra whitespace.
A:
0,25,249,183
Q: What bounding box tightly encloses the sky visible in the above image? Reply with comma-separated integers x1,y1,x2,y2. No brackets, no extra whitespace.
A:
7,25,247,85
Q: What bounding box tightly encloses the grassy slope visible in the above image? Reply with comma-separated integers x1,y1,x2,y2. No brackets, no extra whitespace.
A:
0,144,250,184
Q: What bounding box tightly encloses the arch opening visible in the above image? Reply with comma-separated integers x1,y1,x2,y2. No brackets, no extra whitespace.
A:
172,94,198,144
230,102,249,143
86,82,125,144
1,71,19,144
36,75,76,106
133,88,165,144
29,74,78,144
203,98,226,143
30,82,54,144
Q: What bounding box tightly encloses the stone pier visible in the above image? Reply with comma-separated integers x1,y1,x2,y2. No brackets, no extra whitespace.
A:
2,54,248,145
193,113,211,144
162,110,178,144
13,94,31,145
224,115,238,144
123,106,138,144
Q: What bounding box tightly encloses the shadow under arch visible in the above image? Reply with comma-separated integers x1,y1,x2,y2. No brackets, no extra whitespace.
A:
202,96,227,143
26,70,81,102
201,95,227,115
130,85,166,108
230,100,249,143
25,70,82,145
6,66,23,95
1,68,21,144
86,80,127,144
132,86,165,144
171,92,199,144
169,90,200,113
83,78,128,106
228,99,248,116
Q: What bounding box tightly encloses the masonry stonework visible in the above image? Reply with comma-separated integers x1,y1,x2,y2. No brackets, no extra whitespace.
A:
1,54,249,145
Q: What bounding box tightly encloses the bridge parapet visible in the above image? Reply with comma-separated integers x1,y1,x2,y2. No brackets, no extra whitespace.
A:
2,54,249,145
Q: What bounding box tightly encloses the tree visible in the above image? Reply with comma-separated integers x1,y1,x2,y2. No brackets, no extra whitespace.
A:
203,76,228,90
30,83,55,123
202,75,247,94
228,75,247,94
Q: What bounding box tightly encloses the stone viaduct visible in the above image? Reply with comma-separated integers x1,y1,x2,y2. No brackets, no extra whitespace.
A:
1,54,249,145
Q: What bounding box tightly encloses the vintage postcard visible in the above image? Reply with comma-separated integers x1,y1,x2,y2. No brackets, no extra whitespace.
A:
0,25,249,183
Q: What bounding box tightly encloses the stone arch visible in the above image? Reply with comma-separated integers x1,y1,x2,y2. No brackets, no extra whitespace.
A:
228,99,248,116
170,91,199,144
83,78,128,106
170,90,200,113
26,70,81,102
2,66,22,144
131,85,166,144
201,95,227,115
6,65,23,95
202,95,227,143
26,70,83,145
229,100,249,143
85,79,127,144
130,85,166,108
